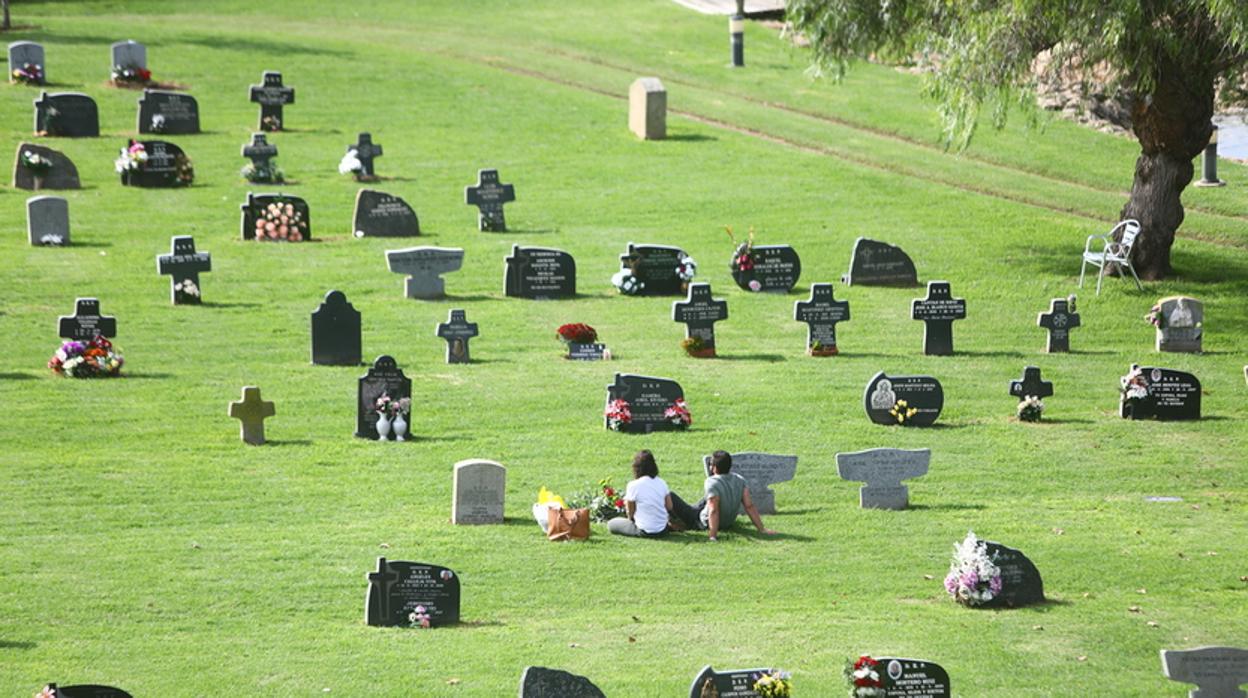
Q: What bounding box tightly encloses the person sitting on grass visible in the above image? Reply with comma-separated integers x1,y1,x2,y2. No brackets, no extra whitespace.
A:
607,449,674,538
671,450,778,542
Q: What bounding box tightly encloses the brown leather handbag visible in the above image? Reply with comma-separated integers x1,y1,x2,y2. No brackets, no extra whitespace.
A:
547,507,591,541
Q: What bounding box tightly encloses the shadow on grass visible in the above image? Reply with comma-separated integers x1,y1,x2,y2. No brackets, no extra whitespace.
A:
954,350,1028,359
176,35,353,58
122,372,176,379
0,372,38,380
65,240,112,249
265,439,313,447
909,503,986,512
716,353,787,362
0,639,36,650
455,619,506,628
403,434,471,443
443,294,494,302
200,301,263,309
666,133,717,142
768,507,821,516
501,228,557,235
465,357,510,365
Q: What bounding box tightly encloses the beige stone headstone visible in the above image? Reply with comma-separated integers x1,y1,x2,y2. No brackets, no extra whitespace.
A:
629,77,666,140
452,459,505,525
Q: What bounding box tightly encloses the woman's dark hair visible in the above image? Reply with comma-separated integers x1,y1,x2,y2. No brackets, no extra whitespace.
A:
632,450,659,479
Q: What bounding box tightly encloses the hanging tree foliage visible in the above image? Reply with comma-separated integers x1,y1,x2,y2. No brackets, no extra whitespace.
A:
786,1,1248,279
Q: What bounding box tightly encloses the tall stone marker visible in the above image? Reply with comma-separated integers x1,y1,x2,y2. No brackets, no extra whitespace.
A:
911,280,967,356
794,283,850,356
628,77,666,140
1161,646,1248,698
386,246,464,299
110,40,146,71
9,41,46,84
452,459,506,525
703,452,796,514
520,666,606,698
249,71,295,131
27,195,70,246
836,448,930,510
310,290,362,366
464,168,515,231
228,386,275,446
1038,296,1080,353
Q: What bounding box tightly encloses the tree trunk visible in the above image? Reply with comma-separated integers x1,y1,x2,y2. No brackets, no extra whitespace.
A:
1119,57,1214,280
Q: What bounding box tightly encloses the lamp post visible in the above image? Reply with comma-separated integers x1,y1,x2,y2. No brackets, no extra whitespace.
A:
1196,124,1226,187
730,0,745,67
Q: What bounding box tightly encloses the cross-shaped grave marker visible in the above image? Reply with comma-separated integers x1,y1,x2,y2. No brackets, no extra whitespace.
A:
58,298,116,340
672,282,728,358
911,280,967,355
1037,296,1080,353
794,282,850,356
349,132,382,179
436,309,478,364
836,448,931,510
385,246,464,299
1008,366,1054,401
365,557,400,626
248,71,294,131
1161,646,1248,698
241,132,278,172
464,168,515,231
228,386,275,446
156,235,211,305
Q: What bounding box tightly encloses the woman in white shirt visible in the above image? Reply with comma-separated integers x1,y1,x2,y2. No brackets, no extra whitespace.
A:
607,450,673,537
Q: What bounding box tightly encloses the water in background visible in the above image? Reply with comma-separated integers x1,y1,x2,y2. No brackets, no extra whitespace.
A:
1212,114,1248,160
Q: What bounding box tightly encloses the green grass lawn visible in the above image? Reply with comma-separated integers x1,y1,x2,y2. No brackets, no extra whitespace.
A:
2,1,1246,695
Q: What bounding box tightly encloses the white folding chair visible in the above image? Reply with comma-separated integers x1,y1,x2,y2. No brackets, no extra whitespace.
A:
1080,219,1143,294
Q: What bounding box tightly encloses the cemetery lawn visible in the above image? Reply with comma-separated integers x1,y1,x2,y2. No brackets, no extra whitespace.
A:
3,1,1247,695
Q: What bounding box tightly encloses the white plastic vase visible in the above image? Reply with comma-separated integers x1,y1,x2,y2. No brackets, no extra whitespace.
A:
375,412,392,440
392,412,408,441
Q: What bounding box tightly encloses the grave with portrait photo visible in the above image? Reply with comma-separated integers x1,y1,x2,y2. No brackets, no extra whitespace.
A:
365,557,459,627
864,371,943,427
1120,365,1201,421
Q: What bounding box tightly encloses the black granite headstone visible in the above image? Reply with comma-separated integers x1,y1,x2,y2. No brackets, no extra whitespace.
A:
1008,366,1053,401
876,657,951,697
980,541,1045,609
732,244,801,293
241,192,311,241
568,343,607,361
688,665,769,698
13,142,81,190
911,281,967,356
155,235,211,305
619,242,692,296
364,557,459,627
248,71,294,131
120,140,191,188
311,290,362,366
842,237,918,286
241,133,278,172
864,371,943,427
352,189,419,237
437,309,478,364
356,356,411,439
44,684,133,698
1121,366,1201,421
464,168,515,231
672,283,728,357
348,132,383,178
58,298,116,340
34,92,99,137
605,373,687,434
137,90,200,134
793,283,850,355
504,245,576,299
1037,297,1080,353
519,667,606,698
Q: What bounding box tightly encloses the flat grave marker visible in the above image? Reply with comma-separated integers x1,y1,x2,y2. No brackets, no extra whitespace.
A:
9,41,46,84
464,168,515,231
58,298,116,340
356,355,411,440
137,90,200,134
248,71,294,131
673,283,728,357
13,142,81,191
1161,646,1248,698
876,657,951,697
836,448,930,510
519,667,606,698
605,373,687,434
353,189,419,237
437,309,478,364
228,386,275,446
794,283,850,355
1121,366,1201,421
386,247,464,299
504,245,576,299
310,290,362,366
732,244,801,293
1008,366,1053,400
452,459,506,525
365,557,459,627
619,242,693,296
842,237,918,286
155,235,211,305
628,77,666,140
1155,296,1204,353
864,371,943,427
703,452,796,514
1037,297,1080,353
911,281,967,356
27,195,70,246
34,91,99,137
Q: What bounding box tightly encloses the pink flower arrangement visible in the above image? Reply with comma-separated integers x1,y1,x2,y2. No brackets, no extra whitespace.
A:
605,398,632,431
253,200,307,242
48,335,123,378
664,398,692,427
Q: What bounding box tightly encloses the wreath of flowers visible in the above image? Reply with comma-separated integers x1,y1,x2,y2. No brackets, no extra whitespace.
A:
664,398,692,427
48,335,124,378
12,62,43,85
1017,395,1044,422
252,199,307,242
557,323,598,345
111,64,152,85
114,141,148,173
944,531,1003,606
752,669,792,698
889,399,917,424
611,268,645,295
20,150,52,175
174,153,195,186
844,656,884,697
1120,364,1149,402
605,398,632,430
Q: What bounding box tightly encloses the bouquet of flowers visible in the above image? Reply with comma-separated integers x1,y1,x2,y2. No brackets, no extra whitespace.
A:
262,115,282,131
664,398,692,428
241,161,285,184
376,394,411,419
1144,303,1165,329
408,605,431,629
611,268,644,295
111,64,152,85
114,141,148,173
1120,364,1149,402
844,656,883,697
150,114,167,133
566,478,626,522
676,254,697,282
889,399,917,425
174,154,195,186
556,323,598,345
12,62,43,85
48,335,124,378
252,199,307,242
727,225,762,290
1017,395,1044,422
174,279,200,300
752,669,792,698
605,398,631,431
20,150,52,175
944,531,1003,606
338,149,364,179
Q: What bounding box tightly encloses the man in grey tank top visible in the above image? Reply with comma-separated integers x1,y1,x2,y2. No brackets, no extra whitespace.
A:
671,450,777,541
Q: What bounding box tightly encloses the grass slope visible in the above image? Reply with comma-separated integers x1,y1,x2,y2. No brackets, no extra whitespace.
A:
1,1,1246,695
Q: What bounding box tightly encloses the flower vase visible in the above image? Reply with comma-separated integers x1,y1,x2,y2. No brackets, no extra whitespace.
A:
375,412,392,440
392,413,408,442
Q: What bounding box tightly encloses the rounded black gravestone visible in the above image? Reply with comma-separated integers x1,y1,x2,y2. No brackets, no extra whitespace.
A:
863,371,943,427
979,541,1045,609
731,244,801,293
